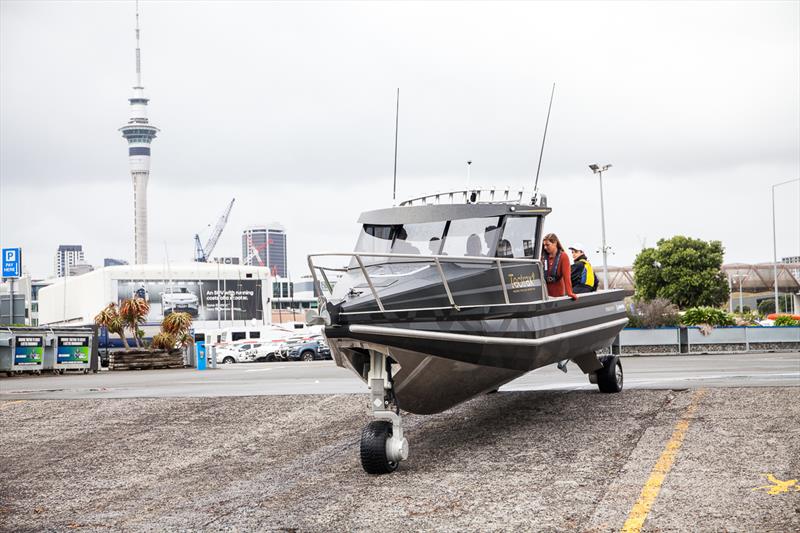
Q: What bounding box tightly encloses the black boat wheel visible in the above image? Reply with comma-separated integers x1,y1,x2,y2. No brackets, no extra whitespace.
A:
360,421,398,474
595,355,623,393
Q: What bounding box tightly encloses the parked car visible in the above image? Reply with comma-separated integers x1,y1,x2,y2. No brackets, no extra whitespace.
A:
250,342,284,362
286,338,331,361
216,341,259,364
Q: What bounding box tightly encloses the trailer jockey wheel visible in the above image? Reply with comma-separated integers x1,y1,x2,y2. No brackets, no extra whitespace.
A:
360,421,398,474
596,355,623,393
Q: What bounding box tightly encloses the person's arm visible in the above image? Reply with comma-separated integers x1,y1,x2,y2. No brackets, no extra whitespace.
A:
561,253,577,299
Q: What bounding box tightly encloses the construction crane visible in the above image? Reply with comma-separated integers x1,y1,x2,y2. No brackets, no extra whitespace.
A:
194,198,235,262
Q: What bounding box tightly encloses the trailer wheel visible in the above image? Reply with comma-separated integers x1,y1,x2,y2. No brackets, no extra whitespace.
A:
596,355,623,393
360,421,398,475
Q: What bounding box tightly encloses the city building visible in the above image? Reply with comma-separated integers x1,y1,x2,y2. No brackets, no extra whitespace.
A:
104,258,129,267
242,225,288,277
783,256,800,280
68,261,94,277
38,263,273,331
211,257,240,265
54,245,85,278
271,276,317,323
119,4,159,264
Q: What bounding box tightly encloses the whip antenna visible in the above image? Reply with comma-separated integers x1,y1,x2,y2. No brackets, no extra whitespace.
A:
392,88,400,205
532,83,555,203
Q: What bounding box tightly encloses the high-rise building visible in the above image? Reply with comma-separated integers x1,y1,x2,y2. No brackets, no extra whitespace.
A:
242,225,288,277
104,258,129,267
54,245,84,277
119,4,159,264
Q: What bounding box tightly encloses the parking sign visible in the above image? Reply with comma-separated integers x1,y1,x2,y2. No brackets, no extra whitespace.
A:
2,248,22,278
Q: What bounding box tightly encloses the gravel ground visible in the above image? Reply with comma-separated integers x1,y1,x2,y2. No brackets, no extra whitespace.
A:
1,388,798,532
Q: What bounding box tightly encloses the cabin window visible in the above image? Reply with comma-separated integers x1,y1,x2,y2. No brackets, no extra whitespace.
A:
499,216,539,259
390,221,446,256
231,331,246,341
353,224,395,265
441,217,502,257
249,331,260,339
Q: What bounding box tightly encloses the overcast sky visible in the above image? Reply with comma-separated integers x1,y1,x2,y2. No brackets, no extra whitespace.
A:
1,0,799,279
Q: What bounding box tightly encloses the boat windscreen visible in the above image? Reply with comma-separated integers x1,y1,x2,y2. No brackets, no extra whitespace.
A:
499,216,540,259
441,217,503,258
352,225,395,265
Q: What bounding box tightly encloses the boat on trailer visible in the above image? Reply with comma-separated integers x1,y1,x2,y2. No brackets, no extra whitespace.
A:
307,188,628,474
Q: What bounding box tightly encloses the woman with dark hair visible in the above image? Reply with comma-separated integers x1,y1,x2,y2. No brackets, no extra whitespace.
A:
541,233,577,300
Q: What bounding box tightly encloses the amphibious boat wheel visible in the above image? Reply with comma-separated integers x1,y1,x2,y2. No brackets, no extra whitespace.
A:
595,355,623,393
360,421,398,474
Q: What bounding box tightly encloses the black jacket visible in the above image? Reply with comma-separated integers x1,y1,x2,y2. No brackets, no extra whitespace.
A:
570,254,597,293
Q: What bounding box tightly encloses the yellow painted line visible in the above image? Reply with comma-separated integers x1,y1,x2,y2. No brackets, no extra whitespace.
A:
0,400,27,410
752,474,799,495
621,389,707,533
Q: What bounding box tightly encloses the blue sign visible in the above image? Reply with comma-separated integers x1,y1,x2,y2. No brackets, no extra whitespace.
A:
2,248,21,278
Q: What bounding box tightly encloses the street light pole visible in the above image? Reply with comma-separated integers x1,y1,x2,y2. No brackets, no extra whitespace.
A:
589,164,612,290
771,178,800,314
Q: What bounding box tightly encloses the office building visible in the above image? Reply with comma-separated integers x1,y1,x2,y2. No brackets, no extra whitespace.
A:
242,225,288,277
54,245,84,278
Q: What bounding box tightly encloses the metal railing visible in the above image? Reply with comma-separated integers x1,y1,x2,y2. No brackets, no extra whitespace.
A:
399,188,527,207
307,251,548,315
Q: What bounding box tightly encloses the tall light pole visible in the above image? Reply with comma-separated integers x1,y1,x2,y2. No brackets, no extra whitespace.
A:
589,164,612,290
771,178,800,314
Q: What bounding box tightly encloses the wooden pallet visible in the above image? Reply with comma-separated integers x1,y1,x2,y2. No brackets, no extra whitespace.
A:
109,350,185,371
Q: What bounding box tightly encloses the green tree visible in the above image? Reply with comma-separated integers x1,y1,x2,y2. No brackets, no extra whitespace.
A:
633,235,729,309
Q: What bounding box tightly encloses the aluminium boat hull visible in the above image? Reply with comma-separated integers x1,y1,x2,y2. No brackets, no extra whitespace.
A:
326,290,628,414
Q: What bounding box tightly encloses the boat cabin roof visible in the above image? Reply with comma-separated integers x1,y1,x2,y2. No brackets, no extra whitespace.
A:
358,204,551,225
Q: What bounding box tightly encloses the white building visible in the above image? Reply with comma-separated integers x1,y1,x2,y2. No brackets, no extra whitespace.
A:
38,263,272,330
54,245,85,278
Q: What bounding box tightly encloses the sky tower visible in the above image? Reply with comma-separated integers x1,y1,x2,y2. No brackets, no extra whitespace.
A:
119,1,159,264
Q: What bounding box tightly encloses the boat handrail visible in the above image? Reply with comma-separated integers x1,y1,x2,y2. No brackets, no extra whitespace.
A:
399,188,527,207
307,251,547,313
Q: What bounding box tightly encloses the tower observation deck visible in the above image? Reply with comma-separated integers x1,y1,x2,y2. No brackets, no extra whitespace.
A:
119,2,159,264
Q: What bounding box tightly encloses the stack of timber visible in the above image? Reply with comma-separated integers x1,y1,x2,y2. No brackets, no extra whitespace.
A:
109,349,185,371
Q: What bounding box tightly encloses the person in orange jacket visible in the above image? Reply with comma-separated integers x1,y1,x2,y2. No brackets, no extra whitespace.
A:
542,233,578,300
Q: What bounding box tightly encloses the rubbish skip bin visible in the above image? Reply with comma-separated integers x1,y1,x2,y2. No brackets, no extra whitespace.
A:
54,334,92,374
12,334,44,374
0,331,13,376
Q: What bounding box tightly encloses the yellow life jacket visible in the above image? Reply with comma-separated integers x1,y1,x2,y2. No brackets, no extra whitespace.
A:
578,258,596,289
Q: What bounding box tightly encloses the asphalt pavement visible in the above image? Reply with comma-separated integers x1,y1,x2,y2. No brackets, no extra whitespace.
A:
1,352,798,400
0,352,798,531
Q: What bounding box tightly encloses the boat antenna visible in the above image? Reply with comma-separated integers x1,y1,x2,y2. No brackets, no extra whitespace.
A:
532,83,555,204
392,88,400,206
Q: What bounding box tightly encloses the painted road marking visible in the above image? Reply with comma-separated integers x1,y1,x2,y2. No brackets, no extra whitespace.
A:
752,474,800,495
621,389,707,533
0,400,26,410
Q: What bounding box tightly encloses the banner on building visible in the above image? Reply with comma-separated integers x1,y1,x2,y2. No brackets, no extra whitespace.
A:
57,336,90,365
116,279,264,322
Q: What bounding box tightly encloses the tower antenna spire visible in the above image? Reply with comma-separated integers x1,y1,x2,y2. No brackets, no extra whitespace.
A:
120,0,159,265
135,0,142,87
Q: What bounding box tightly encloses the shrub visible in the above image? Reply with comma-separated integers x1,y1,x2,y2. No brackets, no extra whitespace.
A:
626,298,680,328
773,315,800,327
682,306,735,327
733,310,760,326
151,332,177,350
